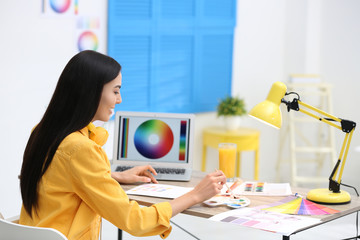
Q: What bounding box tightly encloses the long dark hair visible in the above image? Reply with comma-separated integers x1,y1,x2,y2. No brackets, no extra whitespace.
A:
20,50,121,217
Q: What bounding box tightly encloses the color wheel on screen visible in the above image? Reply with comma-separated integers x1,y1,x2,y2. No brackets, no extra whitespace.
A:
134,120,174,159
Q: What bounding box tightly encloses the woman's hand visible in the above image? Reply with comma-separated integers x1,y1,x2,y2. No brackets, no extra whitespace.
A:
111,165,158,184
190,170,227,203
169,170,226,216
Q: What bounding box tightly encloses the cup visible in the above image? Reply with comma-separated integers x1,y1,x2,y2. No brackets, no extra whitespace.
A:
218,143,237,181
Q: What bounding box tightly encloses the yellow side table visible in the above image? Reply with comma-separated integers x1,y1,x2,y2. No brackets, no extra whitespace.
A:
202,126,260,180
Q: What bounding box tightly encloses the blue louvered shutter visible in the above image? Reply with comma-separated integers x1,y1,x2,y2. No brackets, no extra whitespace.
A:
108,0,236,113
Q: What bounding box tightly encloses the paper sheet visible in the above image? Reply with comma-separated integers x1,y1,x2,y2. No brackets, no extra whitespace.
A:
210,207,321,236
126,184,193,199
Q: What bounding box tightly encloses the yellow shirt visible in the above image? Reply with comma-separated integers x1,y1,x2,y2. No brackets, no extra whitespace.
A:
19,124,172,239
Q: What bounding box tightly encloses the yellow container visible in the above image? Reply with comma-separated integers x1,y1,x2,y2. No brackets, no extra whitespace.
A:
218,143,237,179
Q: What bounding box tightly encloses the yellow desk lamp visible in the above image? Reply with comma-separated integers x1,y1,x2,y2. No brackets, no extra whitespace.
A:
249,81,356,204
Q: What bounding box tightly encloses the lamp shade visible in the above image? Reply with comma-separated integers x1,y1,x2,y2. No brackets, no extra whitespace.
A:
249,81,287,129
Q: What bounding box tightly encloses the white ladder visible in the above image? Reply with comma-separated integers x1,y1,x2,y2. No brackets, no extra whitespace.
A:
277,77,337,187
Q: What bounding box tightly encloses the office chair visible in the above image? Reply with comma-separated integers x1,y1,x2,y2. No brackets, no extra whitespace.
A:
0,213,68,240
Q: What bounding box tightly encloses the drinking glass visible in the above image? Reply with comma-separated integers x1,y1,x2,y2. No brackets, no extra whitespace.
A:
218,143,237,181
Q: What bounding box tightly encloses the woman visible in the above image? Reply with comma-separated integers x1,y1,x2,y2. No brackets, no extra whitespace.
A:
19,50,226,239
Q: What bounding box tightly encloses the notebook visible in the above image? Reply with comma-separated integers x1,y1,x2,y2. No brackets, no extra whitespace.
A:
112,111,195,181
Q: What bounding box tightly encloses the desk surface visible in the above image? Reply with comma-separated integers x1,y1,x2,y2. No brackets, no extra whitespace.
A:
121,171,360,235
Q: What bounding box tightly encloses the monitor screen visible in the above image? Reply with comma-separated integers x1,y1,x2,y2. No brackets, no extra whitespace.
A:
116,115,191,164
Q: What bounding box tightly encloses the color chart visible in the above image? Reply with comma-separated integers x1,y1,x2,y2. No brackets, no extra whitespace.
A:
134,119,174,159
49,0,71,13
255,196,339,215
41,0,105,53
178,120,187,161
77,30,99,51
42,0,76,15
120,118,129,158
210,207,321,236
225,181,292,196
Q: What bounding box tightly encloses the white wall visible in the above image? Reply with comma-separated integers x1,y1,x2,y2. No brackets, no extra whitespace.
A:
1,0,360,221
0,0,107,218
320,0,360,190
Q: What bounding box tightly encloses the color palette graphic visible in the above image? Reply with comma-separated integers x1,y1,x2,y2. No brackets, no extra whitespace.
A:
77,17,100,29
130,184,172,193
244,182,264,192
178,120,187,160
257,196,339,215
49,0,71,13
74,0,79,14
77,31,99,51
120,118,129,158
134,120,174,159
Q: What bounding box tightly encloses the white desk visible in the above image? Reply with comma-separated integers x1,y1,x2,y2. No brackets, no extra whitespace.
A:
119,171,360,239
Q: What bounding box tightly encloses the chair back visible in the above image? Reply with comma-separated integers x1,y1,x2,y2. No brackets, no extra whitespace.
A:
0,217,68,240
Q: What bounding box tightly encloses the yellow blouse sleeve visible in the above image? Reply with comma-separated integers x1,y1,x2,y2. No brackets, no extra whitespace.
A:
68,141,172,238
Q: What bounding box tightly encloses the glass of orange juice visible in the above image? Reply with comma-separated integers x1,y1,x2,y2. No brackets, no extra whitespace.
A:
218,143,237,181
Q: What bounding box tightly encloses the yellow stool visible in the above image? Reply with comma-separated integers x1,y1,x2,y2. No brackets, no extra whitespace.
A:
202,126,260,180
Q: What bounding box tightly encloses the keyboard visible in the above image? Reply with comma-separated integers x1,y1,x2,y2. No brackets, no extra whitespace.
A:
115,166,186,175
114,166,191,181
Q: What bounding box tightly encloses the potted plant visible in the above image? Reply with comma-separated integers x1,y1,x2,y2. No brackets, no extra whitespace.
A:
217,95,246,130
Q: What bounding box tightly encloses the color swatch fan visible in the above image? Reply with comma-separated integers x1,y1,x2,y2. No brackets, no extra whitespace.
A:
259,196,339,215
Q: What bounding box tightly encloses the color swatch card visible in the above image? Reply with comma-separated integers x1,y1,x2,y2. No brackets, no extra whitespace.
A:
254,196,340,215
210,207,321,236
222,181,292,196
126,184,193,199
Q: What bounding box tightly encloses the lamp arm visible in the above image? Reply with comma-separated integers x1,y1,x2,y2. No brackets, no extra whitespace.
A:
281,97,356,193
328,159,341,192
283,98,356,132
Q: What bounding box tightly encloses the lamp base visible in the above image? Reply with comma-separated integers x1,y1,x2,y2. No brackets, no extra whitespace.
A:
306,188,351,205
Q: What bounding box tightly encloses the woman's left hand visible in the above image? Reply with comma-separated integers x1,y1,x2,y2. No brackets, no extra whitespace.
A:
111,165,158,184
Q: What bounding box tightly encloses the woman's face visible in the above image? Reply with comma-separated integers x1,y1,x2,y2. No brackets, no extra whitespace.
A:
93,72,122,122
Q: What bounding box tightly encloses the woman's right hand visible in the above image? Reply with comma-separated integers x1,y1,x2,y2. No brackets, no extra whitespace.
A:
190,170,227,203
169,170,226,217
